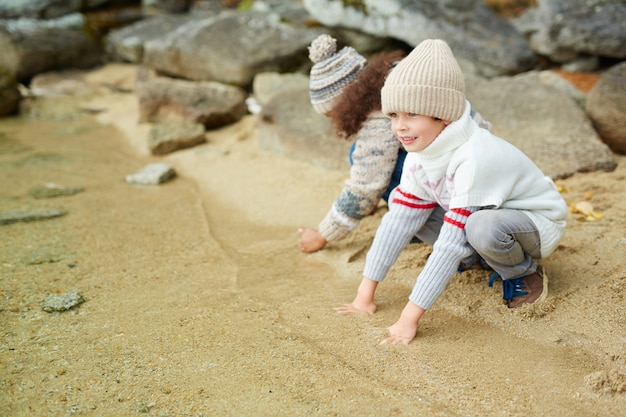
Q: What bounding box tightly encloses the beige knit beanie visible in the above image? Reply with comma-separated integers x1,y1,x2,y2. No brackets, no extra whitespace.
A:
381,39,465,121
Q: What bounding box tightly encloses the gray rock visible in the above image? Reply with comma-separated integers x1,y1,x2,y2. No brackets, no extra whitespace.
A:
126,162,176,185
29,183,84,199
105,14,198,63
136,68,248,129
148,121,206,155
41,290,85,313
465,72,617,179
303,0,537,77
252,72,309,107
513,0,626,63
586,62,626,155
257,88,351,171
141,10,322,87
536,70,587,109
0,208,67,225
0,13,102,82
0,0,82,19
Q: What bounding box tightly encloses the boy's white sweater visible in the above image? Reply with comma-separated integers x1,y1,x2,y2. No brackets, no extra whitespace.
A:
363,102,568,310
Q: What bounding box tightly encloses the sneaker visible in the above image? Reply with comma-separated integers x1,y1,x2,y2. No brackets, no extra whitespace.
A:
498,265,548,308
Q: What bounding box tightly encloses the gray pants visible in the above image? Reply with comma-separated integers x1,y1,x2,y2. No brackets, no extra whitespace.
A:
416,207,541,280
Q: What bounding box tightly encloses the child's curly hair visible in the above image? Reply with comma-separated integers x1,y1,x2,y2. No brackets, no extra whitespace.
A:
327,50,406,139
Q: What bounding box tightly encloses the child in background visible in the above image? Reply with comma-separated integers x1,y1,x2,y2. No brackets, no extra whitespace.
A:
336,39,567,345
298,34,491,254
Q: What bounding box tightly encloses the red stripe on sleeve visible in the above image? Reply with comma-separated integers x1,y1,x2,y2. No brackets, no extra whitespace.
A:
443,217,466,229
450,207,472,217
392,187,438,209
393,198,438,209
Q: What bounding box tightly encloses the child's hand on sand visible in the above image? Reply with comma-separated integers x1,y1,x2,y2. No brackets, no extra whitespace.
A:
334,300,377,315
335,278,378,315
380,321,418,345
379,302,425,345
298,228,327,253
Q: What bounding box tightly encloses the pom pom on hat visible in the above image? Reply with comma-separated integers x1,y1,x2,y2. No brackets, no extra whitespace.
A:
381,39,466,121
308,34,337,63
308,34,367,114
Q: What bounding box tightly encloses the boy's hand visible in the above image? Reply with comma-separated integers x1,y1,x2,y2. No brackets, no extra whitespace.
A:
334,300,376,315
380,321,418,345
298,228,327,253
334,278,378,315
379,301,426,345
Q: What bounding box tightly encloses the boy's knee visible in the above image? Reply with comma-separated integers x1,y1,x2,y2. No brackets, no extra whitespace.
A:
465,211,494,250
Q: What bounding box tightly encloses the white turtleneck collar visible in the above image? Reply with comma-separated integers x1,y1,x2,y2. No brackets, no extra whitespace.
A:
418,101,477,159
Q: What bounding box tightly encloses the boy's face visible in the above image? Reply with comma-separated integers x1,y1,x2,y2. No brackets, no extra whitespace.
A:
389,112,449,153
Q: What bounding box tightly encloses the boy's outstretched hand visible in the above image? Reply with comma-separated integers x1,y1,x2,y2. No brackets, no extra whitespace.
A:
298,228,327,253
334,300,376,315
334,278,378,315
379,301,426,345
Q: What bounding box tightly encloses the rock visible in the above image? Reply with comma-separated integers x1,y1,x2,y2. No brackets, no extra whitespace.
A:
0,208,67,225
252,72,309,107
465,72,617,179
537,70,587,109
148,121,206,155
513,0,626,64
303,0,536,77
254,68,617,178
257,88,351,171
136,68,248,129
141,10,322,87
585,62,626,155
125,162,176,185
0,13,102,82
29,183,84,199
41,290,85,313
0,0,109,19
105,14,197,63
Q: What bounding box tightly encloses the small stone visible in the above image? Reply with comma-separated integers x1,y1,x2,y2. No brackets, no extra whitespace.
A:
41,290,85,313
0,208,67,225
29,183,84,199
125,163,176,185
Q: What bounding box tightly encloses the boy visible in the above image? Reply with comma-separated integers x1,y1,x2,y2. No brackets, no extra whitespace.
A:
336,39,568,345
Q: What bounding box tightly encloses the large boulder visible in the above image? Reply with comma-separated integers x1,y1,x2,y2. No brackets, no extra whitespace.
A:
303,0,537,77
0,13,102,82
0,0,110,19
586,62,626,155
136,68,248,129
105,14,197,64
256,84,351,171
141,10,323,88
465,71,617,179
513,0,626,63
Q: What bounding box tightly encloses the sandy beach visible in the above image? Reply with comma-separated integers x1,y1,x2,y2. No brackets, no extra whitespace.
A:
1,64,625,416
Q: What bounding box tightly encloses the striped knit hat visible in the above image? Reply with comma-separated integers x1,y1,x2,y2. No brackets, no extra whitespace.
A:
308,34,367,114
381,39,465,121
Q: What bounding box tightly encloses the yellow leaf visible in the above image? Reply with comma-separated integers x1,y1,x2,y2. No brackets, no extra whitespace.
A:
575,201,594,215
